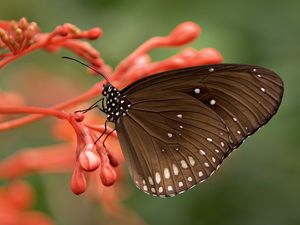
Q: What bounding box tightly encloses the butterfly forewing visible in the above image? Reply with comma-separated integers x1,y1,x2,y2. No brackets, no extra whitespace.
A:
115,64,283,197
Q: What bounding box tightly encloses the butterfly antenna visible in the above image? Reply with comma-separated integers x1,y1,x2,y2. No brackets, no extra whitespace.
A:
62,56,109,82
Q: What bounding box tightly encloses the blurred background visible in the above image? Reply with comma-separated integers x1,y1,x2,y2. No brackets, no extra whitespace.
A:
0,0,299,225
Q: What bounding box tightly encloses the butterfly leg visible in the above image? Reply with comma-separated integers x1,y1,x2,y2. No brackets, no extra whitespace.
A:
94,120,108,144
75,98,103,113
102,128,116,148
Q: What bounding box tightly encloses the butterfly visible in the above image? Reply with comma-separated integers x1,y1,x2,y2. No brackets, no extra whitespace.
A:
64,58,284,197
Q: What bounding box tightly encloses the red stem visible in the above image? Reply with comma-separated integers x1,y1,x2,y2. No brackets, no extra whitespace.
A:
0,105,69,119
0,81,104,131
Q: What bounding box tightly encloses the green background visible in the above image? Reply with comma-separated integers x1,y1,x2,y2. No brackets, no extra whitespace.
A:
1,0,299,225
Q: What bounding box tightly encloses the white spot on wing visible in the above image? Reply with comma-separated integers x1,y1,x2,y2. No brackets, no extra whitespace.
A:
181,160,188,169
198,171,204,177
178,181,183,187
188,156,195,166
194,88,201,94
207,138,213,142
164,168,170,179
155,172,161,184
210,99,216,105
167,133,173,138
260,87,265,92
188,177,193,182
177,114,183,118
172,164,179,175
167,186,173,191
200,150,206,155
158,187,163,193
209,68,214,72
148,176,154,185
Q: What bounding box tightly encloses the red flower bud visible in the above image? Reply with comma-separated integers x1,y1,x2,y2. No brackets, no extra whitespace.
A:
100,164,117,186
107,152,119,167
71,168,87,195
8,181,34,210
169,21,201,46
87,28,102,40
74,112,84,122
79,150,100,171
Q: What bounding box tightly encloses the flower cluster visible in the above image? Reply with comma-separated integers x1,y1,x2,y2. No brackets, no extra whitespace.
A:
0,18,222,222
0,181,54,225
0,17,107,71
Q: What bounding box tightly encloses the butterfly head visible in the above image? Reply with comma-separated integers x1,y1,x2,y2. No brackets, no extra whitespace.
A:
102,83,113,96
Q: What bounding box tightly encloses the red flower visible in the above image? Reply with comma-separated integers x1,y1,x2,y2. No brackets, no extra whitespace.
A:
0,181,54,225
0,18,222,220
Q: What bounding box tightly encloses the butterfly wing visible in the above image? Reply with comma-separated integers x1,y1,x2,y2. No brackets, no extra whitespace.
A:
116,64,283,197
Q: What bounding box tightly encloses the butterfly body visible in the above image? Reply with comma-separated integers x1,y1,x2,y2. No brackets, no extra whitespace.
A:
100,64,283,197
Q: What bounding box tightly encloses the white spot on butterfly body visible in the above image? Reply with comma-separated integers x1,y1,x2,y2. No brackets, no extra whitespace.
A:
177,114,183,118
261,87,266,92
164,168,170,179
167,133,173,138
207,138,213,142
155,172,161,184
167,186,173,191
209,68,214,72
210,99,216,105
188,177,193,182
172,164,179,175
178,181,183,187
194,88,201,94
188,156,195,166
181,160,188,169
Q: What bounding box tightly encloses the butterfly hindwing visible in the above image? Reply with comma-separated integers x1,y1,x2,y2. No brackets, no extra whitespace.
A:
116,94,231,197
